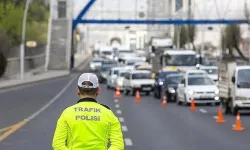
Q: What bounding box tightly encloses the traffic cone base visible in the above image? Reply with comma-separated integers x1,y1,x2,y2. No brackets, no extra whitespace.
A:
190,99,196,111
216,107,225,123
232,113,245,131
135,90,141,102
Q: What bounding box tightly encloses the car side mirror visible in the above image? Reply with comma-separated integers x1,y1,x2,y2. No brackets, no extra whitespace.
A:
231,76,235,83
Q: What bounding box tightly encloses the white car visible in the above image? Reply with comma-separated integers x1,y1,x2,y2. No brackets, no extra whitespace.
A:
114,70,127,91
200,66,218,81
106,67,127,89
123,70,154,96
176,75,219,105
89,58,105,71
99,47,114,60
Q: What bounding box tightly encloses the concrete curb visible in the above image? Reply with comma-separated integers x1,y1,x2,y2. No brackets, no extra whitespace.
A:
0,55,91,90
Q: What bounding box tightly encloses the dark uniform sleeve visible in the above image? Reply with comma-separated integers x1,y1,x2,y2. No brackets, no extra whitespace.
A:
52,111,69,150
108,112,125,150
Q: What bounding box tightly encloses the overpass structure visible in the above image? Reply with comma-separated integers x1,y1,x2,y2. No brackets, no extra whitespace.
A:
46,0,250,71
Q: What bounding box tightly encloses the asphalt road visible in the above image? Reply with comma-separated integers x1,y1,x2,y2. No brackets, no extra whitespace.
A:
1,62,250,149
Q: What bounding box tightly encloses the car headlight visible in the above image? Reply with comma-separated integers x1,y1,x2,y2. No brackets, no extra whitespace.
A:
142,57,146,61
214,89,219,94
117,80,123,85
168,88,175,93
159,81,164,85
90,64,94,68
187,90,194,95
235,96,249,100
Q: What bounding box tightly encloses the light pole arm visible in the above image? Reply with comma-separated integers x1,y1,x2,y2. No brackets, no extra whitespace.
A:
20,0,31,80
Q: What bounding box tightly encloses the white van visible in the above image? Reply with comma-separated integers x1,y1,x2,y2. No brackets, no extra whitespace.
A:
99,47,114,60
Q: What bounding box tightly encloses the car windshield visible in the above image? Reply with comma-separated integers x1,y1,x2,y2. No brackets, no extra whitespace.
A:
188,76,215,85
202,69,218,74
114,70,119,75
92,59,103,63
119,72,126,77
127,62,136,66
132,73,152,79
167,75,182,85
101,51,112,55
101,66,113,72
237,69,250,88
102,61,116,65
165,54,196,66
159,71,179,78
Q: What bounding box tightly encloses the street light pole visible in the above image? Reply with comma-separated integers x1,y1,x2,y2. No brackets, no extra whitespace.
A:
20,0,31,80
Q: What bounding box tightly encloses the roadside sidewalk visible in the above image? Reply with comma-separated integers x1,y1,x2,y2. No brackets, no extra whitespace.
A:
0,53,90,90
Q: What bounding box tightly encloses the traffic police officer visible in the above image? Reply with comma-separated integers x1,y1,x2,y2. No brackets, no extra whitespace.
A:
52,73,124,150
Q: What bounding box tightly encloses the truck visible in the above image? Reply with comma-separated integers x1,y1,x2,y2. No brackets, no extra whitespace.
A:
218,57,250,115
149,37,174,73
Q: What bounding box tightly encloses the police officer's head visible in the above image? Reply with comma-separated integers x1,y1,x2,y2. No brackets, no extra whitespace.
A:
77,73,100,98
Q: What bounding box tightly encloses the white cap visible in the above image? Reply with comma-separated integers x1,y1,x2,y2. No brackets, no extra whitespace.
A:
78,73,99,88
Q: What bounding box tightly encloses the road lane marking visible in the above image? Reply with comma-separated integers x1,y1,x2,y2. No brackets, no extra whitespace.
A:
122,126,128,132
116,110,122,115
115,104,120,108
124,138,133,146
119,117,124,122
25,76,77,121
114,99,119,103
0,60,91,143
199,109,207,113
0,121,26,142
213,116,218,119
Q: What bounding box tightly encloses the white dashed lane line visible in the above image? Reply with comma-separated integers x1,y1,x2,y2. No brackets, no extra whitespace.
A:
213,116,218,119
199,109,207,113
122,126,128,132
113,99,133,147
119,117,124,122
116,110,122,115
124,138,133,146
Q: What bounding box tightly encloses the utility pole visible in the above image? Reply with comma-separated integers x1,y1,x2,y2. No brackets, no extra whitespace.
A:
20,0,31,80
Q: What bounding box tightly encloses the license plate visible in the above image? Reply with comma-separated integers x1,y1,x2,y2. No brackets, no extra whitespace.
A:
199,95,211,98
143,87,151,91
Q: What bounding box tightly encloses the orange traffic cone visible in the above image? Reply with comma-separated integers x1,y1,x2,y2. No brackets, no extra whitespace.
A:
135,90,141,102
115,86,121,99
232,113,245,131
190,98,196,111
161,95,167,107
216,107,225,123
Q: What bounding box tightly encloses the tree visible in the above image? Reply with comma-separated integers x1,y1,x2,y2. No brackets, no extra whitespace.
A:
221,24,247,60
174,26,188,48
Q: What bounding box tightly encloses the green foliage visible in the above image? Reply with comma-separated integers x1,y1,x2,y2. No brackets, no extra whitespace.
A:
221,24,247,60
0,0,49,47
